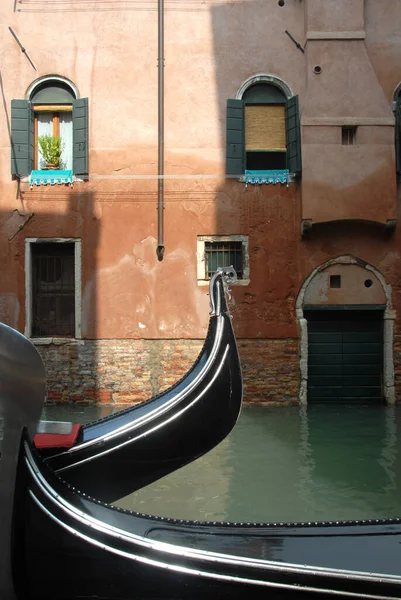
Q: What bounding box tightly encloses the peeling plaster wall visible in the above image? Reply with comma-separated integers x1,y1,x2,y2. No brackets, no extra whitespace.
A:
0,1,401,403
0,294,19,330
304,264,386,306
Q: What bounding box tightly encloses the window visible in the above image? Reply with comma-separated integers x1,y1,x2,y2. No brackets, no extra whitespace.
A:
330,275,341,289
197,236,249,285
11,77,88,178
25,239,82,339
226,82,302,179
35,107,73,170
245,104,286,170
32,243,75,337
342,126,357,146
205,241,243,279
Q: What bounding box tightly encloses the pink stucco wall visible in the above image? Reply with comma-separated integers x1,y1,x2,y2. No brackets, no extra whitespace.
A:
0,0,400,356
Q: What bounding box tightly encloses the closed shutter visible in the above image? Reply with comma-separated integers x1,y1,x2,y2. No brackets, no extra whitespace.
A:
73,98,89,176
396,100,401,180
285,95,302,175
245,105,286,151
11,100,34,177
306,309,383,403
226,99,244,176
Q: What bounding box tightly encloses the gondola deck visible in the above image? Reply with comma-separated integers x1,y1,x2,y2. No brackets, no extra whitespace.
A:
14,438,401,600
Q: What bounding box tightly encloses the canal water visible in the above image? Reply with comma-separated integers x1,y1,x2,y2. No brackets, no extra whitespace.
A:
42,403,401,523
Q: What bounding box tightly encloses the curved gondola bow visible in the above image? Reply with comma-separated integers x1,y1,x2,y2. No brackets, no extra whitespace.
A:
13,267,242,502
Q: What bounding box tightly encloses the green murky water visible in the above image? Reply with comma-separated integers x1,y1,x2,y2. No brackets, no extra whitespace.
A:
42,403,401,523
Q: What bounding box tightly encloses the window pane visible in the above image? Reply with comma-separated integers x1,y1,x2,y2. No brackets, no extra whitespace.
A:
31,82,75,104
59,112,73,169
36,110,73,170
37,113,53,169
31,243,75,337
205,242,243,279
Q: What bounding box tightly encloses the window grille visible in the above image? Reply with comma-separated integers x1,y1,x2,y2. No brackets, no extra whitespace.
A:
205,241,243,279
31,243,75,337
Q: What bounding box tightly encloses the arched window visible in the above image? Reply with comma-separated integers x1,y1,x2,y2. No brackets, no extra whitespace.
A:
226,77,301,180
242,83,287,171
11,76,88,179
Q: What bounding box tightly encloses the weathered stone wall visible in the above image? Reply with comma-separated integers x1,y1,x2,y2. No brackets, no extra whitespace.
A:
36,338,299,406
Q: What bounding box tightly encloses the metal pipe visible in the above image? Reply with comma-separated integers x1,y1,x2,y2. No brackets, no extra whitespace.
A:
156,0,165,261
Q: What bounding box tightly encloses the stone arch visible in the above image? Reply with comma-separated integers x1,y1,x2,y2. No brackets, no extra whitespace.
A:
296,256,395,405
236,73,293,101
392,81,401,104
26,75,79,102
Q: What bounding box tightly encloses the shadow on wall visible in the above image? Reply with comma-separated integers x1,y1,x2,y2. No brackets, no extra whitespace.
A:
207,0,304,403
1,188,101,409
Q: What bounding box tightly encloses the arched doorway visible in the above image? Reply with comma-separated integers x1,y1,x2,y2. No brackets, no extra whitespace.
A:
296,257,395,404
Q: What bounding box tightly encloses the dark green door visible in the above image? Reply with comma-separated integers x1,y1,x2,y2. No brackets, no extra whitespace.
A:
306,309,384,403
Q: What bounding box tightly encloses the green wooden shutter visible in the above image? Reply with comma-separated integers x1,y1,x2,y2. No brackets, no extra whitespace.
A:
396,100,401,180
285,95,302,176
226,99,244,176
11,100,34,177
73,98,89,176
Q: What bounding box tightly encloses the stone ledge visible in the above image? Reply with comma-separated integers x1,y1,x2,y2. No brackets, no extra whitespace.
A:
32,337,84,346
302,117,395,126
306,31,365,40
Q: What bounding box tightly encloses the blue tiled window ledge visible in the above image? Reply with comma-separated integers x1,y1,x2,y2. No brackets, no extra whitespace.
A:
242,169,290,185
29,169,74,188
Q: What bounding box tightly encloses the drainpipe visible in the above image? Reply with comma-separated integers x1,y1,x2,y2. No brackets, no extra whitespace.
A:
156,0,165,261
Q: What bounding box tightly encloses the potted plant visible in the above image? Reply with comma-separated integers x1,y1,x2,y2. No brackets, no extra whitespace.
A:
37,135,65,169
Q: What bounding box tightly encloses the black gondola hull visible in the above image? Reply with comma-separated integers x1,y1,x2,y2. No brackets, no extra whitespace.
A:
13,439,401,600
39,270,242,502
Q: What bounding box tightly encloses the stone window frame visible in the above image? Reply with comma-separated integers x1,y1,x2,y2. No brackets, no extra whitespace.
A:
25,237,82,343
236,73,293,102
196,235,250,286
25,74,80,102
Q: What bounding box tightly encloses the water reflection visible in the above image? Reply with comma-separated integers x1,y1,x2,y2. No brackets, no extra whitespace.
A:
42,403,401,523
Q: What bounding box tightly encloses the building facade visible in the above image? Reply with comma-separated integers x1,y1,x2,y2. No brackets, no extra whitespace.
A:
1,0,401,405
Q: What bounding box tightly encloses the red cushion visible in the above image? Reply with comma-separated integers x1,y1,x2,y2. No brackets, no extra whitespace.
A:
34,423,82,449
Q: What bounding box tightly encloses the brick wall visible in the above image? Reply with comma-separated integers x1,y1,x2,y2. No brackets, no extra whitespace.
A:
393,334,401,402
239,339,299,404
36,338,300,405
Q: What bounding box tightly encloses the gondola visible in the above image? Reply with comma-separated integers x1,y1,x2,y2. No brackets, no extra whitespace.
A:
30,267,243,502
10,434,401,600
3,276,401,600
